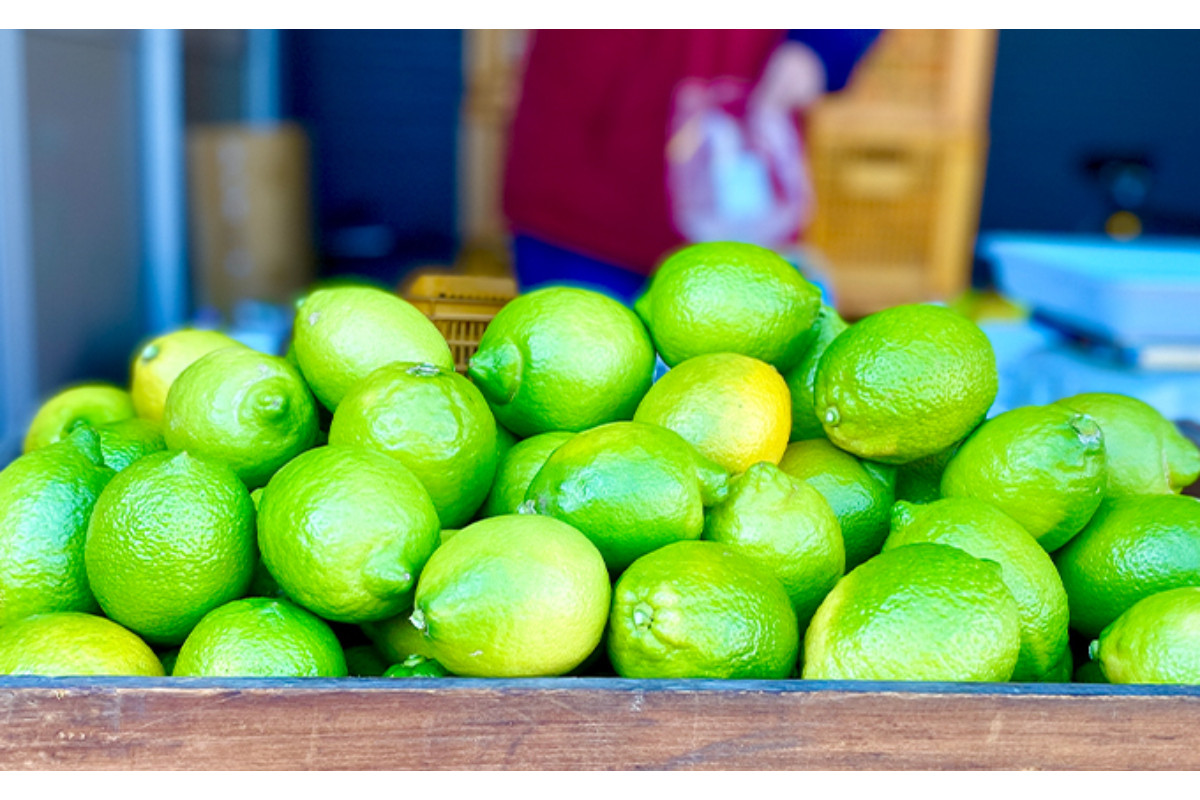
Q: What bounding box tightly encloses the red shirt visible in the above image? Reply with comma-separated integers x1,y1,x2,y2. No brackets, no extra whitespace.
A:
502,30,788,276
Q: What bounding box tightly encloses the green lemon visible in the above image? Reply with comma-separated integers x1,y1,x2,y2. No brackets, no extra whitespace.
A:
814,303,998,464
1092,586,1200,684
479,430,574,518
291,285,455,412
361,608,436,663
1055,392,1200,497
495,423,520,463
803,543,1022,682
633,241,821,371
163,347,319,489
633,352,792,475
257,446,441,624
383,654,450,678
884,498,1071,682
328,362,498,528
0,427,114,627
782,303,849,441
84,450,257,645
894,444,958,505
468,286,656,438
525,421,729,573
23,383,135,453
130,328,246,422
0,612,163,676
95,417,166,472
158,648,179,676
344,644,391,677
777,438,897,570
1053,494,1200,639
410,514,611,677
940,405,1106,552
608,540,799,679
173,597,348,678
1074,656,1107,684
702,462,843,625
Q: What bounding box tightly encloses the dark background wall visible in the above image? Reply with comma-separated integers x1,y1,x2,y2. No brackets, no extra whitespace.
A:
980,29,1200,237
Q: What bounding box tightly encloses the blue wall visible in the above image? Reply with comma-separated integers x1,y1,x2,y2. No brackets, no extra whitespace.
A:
283,30,463,287
981,29,1200,236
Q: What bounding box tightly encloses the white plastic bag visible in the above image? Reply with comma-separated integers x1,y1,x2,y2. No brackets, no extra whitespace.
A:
666,78,813,249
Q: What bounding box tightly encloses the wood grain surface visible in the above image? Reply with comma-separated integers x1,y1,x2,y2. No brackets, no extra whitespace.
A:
3,677,1200,770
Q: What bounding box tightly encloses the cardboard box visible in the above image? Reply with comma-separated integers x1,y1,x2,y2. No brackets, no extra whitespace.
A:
186,123,316,317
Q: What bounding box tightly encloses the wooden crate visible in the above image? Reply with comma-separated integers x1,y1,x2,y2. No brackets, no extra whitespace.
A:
3,676,1200,769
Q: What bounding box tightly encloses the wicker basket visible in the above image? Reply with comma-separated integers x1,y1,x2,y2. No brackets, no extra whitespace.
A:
401,272,517,373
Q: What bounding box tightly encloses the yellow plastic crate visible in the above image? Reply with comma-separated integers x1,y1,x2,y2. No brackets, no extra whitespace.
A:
400,272,517,373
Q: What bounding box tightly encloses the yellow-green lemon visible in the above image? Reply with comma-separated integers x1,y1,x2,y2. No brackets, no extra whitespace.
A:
633,241,821,371
130,328,245,422
468,286,656,438
479,430,574,518
0,612,163,676
23,383,135,453
328,362,498,528
634,352,791,475
940,404,1106,552
1054,494,1200,639
257,446,441,624
411,514,610,677
803,543,1022,682
814,303,998,464
0,427,114,627
702,461,844,625
525,421,729,573
291,285,455,412
173,597,348,678
163,347,319,489
608,540,799,679
884,497,1071,682
1092,586,1200,684
777,438,896,570
782,303,849,441
84,450,257,645
94,417,166,472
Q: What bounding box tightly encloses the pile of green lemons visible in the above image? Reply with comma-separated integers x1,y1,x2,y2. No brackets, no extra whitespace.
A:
3,241,1200,686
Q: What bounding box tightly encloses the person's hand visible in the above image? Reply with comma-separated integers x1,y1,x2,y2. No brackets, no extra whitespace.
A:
748,40,827,116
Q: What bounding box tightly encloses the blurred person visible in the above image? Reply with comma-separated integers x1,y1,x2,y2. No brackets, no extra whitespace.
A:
502,29,882,304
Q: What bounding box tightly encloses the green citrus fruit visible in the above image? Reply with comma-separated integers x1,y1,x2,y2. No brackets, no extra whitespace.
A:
608,540,799,679
633,241,821,371
383,654,450,678
782,303,849,441
633,352,791,475
173,597,348,678
814,303,998,464
884,497,1071,682
894,444,958,505
95,417,166,472
1092,586,1200,684
467,286,656,437
1053,494,1200,639
0,427,114,627
344,644,390,677
257,446,441,623
361,608,436,664
291,285,455,412
1074,656,1107,684
940,405,1106,552
163,347,319,489
23,383,135,453
525,421,729,573
495,423,520,463
328,362,498,528
84,450,257,645
1055,392,1200,497
130,328,245,422
410,514,611,677
803,543,1022,682
777,438,897,570
0,612,163,676
702,461,843,625
479,430,573,518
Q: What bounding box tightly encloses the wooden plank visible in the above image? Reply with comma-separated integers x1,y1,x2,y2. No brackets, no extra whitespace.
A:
3,677,1200,770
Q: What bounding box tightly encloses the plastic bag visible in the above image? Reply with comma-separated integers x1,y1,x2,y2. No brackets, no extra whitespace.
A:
666,78,813,249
